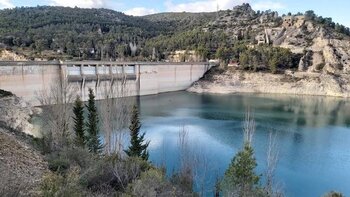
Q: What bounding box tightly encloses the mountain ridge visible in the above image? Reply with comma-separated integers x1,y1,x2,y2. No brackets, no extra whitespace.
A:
0,4,349,74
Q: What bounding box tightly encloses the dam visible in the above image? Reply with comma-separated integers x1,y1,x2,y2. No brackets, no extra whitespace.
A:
0,61,211,105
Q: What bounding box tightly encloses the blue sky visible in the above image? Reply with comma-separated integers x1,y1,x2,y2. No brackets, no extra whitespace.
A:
1,0,349,27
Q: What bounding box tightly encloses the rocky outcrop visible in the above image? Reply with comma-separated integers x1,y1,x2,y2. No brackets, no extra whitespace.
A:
188,70,350,97
0,93,41,137
206,4,350,75
0,50,27,61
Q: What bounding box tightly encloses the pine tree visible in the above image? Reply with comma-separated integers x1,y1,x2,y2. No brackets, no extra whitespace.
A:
221,143,260,196
73,95,85,147
85,88,102,154
125,105,149,160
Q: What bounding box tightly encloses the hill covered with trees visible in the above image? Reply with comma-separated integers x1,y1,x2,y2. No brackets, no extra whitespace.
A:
0,6,214,60
0,4,350,75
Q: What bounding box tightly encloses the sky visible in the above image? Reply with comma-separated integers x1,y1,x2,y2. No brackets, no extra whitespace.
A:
0,0,349,27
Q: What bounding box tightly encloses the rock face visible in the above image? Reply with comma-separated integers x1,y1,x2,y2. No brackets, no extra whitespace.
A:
188,69,350,97
0,94,40,137
206,4,350,75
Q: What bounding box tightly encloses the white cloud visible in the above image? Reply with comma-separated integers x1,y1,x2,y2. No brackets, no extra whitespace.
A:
0,0,14,9
252,1,285,11
165,0,250,13
50,0,106,8
124,7,157,16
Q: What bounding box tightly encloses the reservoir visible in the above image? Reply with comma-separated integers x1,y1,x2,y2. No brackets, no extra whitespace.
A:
139,91,350,197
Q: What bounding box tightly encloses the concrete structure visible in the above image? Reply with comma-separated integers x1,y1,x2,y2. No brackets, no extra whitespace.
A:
0,61,211,105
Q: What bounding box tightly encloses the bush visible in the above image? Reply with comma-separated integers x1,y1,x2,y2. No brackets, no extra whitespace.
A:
323,191,344,197
48,157,70,173
47,147,94,173
0,89,13,97
127,169,196,197
41,168,84,197
127,169,168,196
80,156,151,193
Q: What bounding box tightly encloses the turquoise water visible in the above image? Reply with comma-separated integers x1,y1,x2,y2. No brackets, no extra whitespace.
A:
138,92,350,197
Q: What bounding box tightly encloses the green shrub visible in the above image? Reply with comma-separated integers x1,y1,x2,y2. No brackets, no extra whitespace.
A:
0,89,13,97
48,157,70,173
127,169,168,196
323,191,344,197
41,168,84,197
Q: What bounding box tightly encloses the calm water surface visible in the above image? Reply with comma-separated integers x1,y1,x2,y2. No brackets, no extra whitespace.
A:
138,92,350,197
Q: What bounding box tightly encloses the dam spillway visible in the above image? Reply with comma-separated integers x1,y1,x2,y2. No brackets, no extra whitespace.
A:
0,61,211,105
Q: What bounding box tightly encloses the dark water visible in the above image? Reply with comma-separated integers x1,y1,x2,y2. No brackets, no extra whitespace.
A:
138,91,350,197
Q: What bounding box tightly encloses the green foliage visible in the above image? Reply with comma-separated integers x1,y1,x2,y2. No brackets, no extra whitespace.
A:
0,89,13,97
127,169,168,196
73,95,85,147
40,168,84,197
48,156,70,173
323,191,344,197
80,156,150,193
221,143,260,197
237,44,298,73
85,88,103,154
145,28,229,59
125,105,150,160
305,10,350,36
0,6,214,60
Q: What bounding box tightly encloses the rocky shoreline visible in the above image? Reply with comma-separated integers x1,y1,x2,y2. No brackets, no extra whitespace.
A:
187,69,350,98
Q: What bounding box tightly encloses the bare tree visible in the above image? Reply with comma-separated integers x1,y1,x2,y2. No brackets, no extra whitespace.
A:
176,126,194,191
192,148,212,196
36,79,77,151
265,131,284,197
99,71,135,156
243,110,256,145
112,159,143,191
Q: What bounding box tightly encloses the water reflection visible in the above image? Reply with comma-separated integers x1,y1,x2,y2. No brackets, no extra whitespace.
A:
139,92,350,197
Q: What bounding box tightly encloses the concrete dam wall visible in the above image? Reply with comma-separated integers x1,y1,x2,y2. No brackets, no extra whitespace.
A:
0,61,211,105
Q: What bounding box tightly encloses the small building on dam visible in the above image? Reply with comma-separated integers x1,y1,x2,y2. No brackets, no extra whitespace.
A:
0,61,212,105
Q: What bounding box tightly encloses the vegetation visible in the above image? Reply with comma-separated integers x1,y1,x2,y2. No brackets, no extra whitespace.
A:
35,85,195,196
0,89,13,97
323,191,345,197
304,10,350,36
0,6,213,60
241,45,299,73
221,143,260,196
85,88,103,154
125,105,150,160
72,95,85,147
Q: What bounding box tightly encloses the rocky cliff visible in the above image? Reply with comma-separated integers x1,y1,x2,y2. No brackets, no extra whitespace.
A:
205,4,350,75
0,90,40,137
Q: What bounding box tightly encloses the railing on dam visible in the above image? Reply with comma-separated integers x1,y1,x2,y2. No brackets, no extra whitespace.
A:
66,64,136,82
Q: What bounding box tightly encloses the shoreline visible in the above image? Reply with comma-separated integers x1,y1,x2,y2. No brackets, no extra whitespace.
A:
187,69,350,98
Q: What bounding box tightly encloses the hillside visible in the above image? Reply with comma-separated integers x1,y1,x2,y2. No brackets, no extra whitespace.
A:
0,4,350,74
0,91,47,196
0,6,212,60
